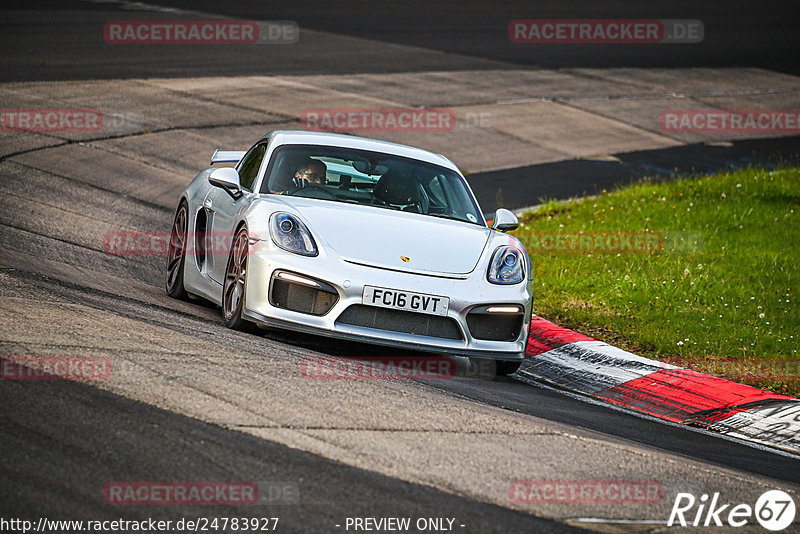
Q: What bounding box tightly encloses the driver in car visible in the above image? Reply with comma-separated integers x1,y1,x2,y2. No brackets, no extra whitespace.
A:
294,158,327,186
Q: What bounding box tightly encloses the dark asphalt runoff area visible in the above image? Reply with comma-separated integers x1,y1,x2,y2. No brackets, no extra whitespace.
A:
4,0,798,80
471,135,800,212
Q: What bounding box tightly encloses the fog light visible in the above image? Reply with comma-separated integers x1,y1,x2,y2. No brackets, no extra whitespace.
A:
276,271,320,287
486,305,523,314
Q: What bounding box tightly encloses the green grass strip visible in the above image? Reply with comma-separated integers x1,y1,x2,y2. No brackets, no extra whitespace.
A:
512,166,799,396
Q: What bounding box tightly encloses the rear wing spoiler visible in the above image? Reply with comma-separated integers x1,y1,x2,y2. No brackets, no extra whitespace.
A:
211,150,246,165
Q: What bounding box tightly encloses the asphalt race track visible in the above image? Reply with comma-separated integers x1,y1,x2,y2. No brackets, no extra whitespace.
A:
1,1,799,533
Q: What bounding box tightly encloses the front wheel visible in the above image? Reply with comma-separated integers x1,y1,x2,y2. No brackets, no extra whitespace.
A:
468,357,521,377
165,201,189,299
496,360,522,376
222,227,253,330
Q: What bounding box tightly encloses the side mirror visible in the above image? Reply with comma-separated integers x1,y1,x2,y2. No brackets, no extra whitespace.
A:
208,167,242,199
491,208,519,232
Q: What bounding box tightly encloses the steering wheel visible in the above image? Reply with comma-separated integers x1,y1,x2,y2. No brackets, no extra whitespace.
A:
286,183,337,199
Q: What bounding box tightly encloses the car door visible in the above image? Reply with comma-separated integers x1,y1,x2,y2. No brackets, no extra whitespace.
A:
205,142,267,284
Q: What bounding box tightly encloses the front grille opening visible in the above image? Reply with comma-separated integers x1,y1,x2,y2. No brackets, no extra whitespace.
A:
269,272,338,316
466,306,524,341
336,305,463,340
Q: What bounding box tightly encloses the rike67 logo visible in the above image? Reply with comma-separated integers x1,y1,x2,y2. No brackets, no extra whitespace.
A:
669,490,796,531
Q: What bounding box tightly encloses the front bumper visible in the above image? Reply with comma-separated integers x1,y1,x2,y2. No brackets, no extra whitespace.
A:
243,240,533,361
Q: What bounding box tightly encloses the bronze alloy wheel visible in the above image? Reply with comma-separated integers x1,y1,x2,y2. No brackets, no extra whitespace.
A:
165,201,188,299
222,227,251,329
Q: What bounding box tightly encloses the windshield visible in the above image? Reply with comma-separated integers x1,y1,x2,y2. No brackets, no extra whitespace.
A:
260,144,485,226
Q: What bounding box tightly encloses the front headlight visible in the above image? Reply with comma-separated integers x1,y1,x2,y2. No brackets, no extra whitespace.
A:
270,212,318,256
487,246,524,284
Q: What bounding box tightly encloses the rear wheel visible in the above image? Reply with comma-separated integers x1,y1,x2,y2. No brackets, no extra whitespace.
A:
165,201,189,299
222,227,252,330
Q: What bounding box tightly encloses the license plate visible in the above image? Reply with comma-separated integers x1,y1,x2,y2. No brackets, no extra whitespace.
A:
362,286,449,316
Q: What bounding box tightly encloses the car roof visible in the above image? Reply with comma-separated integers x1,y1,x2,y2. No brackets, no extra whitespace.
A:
259,130,461,174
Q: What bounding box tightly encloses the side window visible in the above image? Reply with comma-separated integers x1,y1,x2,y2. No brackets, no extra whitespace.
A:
237,144,267,191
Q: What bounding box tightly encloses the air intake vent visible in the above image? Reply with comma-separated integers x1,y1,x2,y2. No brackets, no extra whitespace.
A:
336,305,463,340
466,306,524,341
269,271,338,316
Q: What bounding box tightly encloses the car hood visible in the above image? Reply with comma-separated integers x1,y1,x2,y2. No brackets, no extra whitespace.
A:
272,198,491,275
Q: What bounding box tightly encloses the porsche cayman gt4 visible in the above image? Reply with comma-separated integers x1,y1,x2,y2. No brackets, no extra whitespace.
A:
166,130,533,375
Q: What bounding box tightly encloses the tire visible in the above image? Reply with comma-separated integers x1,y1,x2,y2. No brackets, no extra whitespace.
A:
222,226,253,330
495,360,522,376
468,357,521,377
165,201,189,299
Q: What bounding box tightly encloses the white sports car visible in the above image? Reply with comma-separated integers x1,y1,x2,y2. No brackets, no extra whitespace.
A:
166,130,533,375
